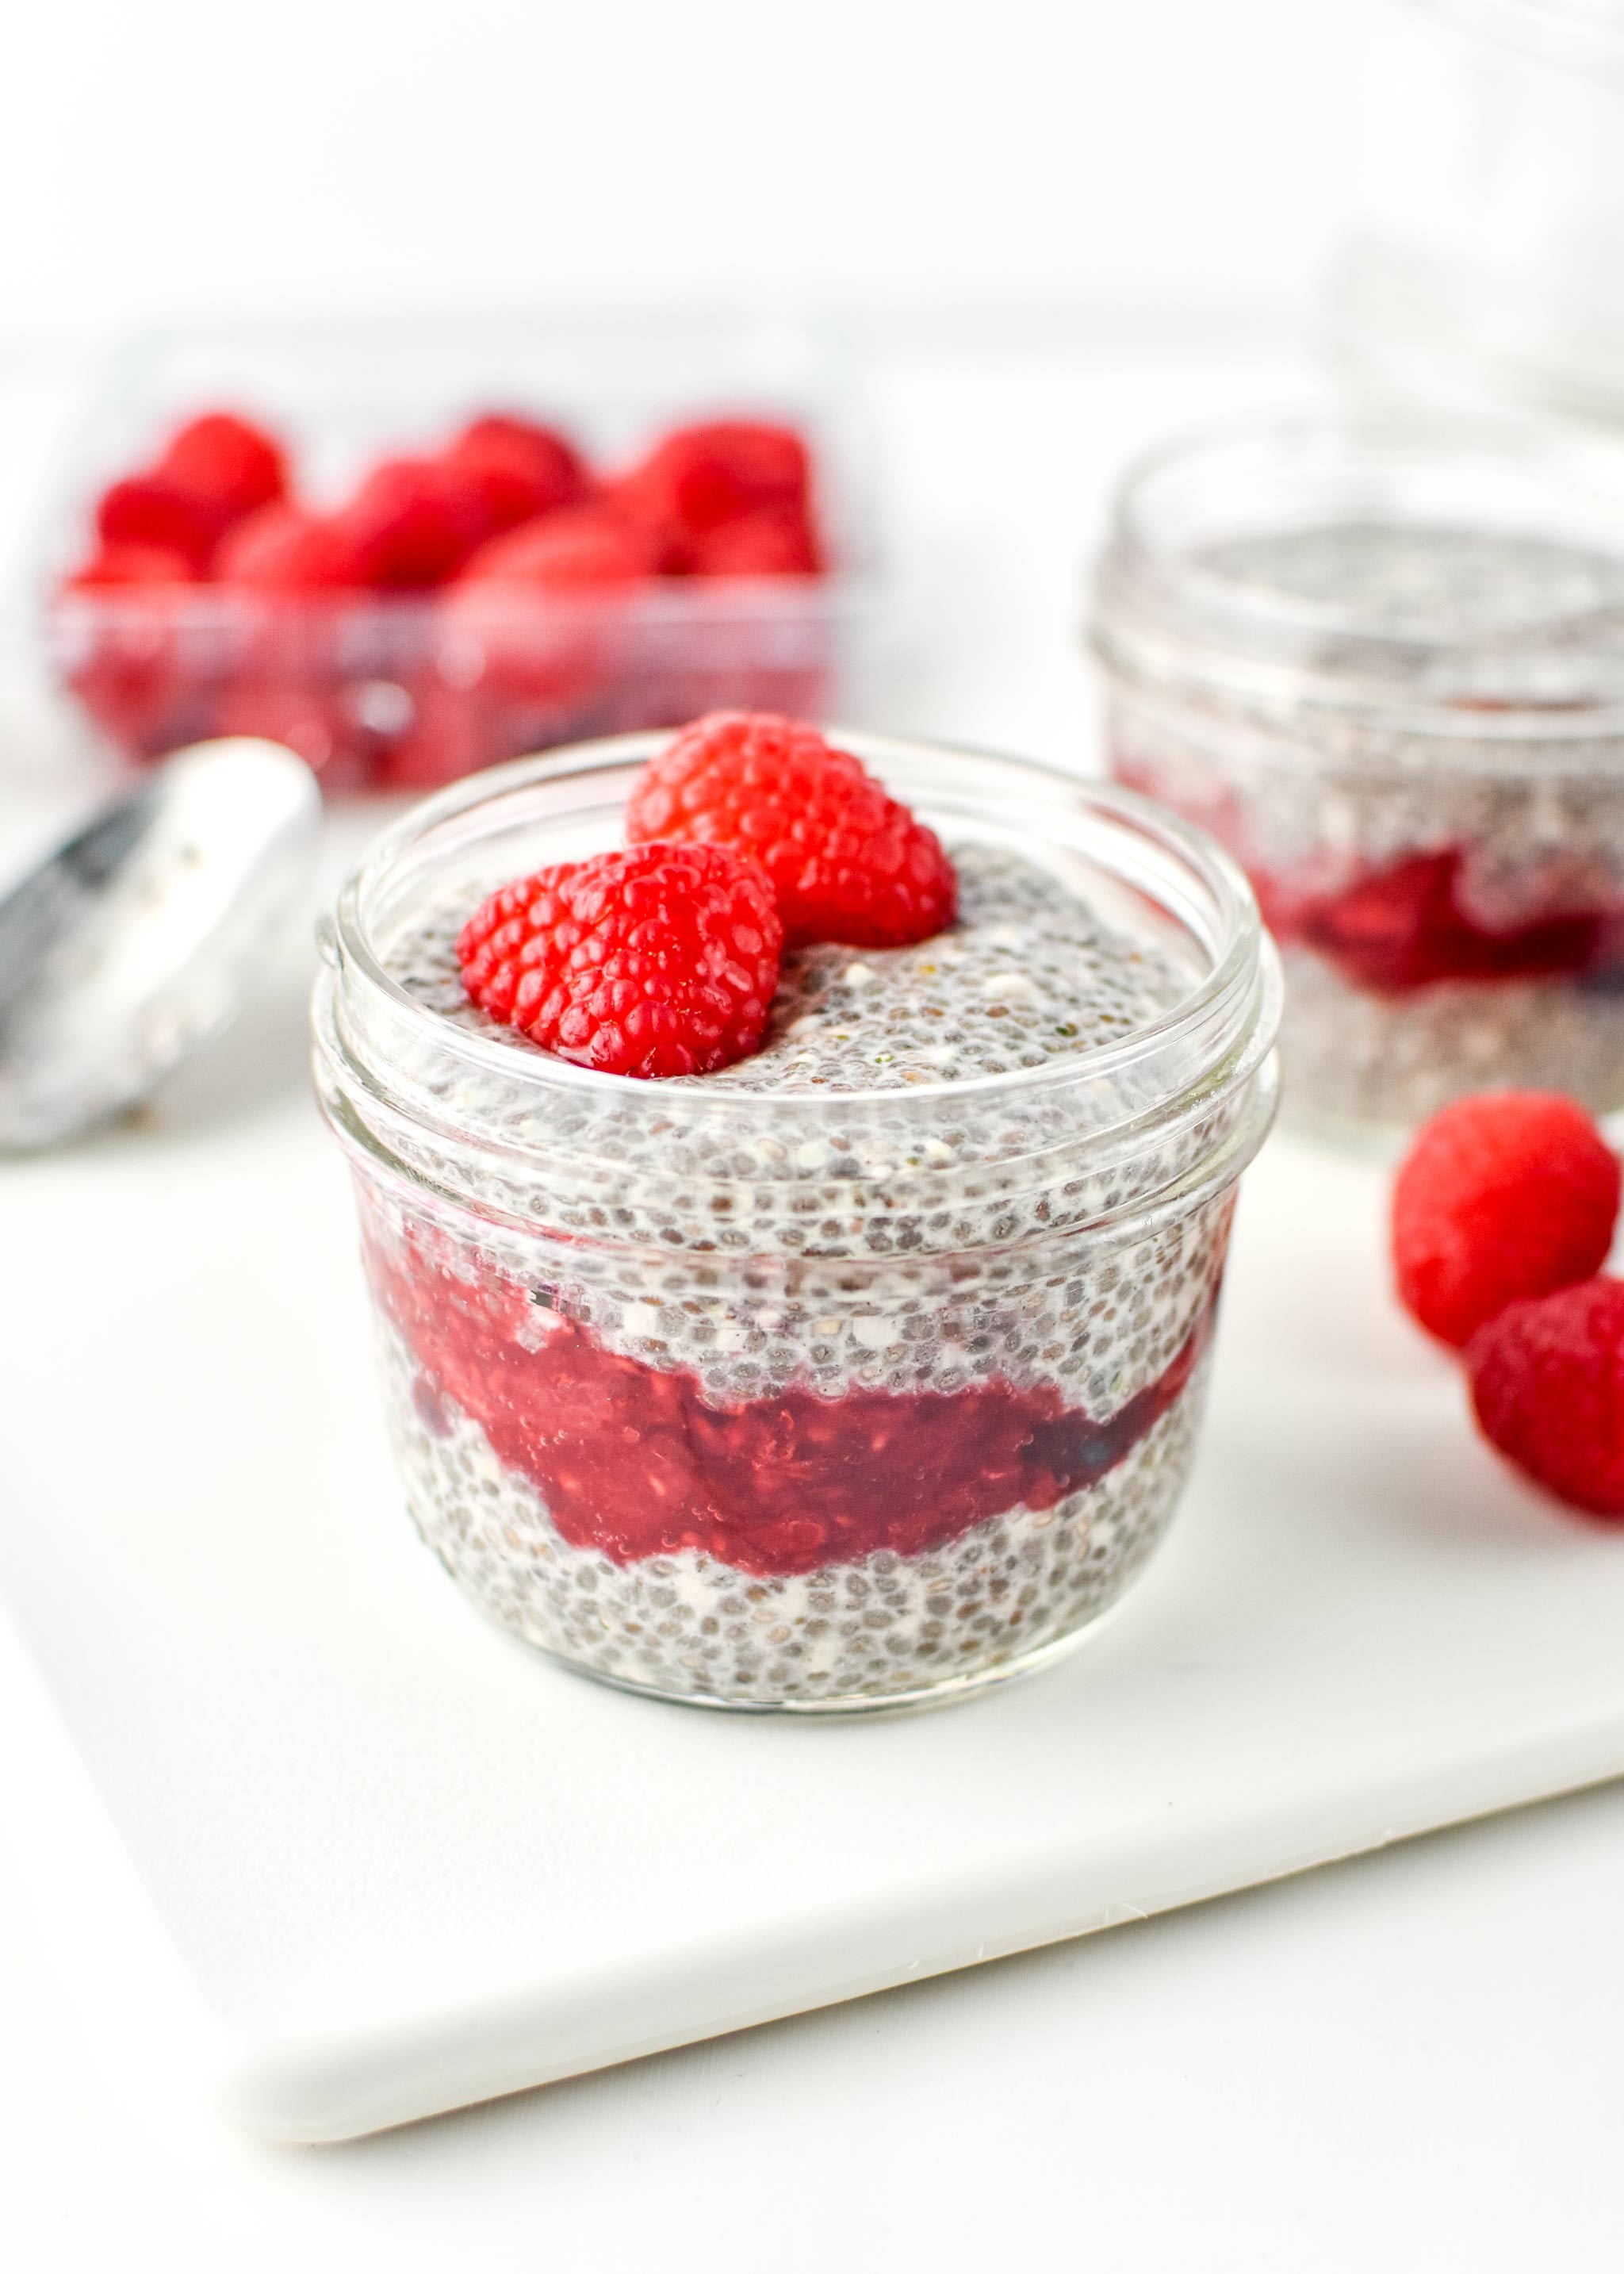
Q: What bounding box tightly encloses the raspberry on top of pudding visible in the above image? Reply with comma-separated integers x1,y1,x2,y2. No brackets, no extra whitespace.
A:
414,835,1184,1096
626,710,956,949
433,711,1181,1094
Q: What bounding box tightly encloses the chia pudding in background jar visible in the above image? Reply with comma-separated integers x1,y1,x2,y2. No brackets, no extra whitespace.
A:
313,731,1279,1712
1092,412,1624,1137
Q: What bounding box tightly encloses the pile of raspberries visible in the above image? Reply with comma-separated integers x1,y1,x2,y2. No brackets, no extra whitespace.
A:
1392,1091,1624,1517
53,408,829,788
456,711,956,1081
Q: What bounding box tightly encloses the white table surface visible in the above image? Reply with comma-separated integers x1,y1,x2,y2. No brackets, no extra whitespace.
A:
3,333,1621,2268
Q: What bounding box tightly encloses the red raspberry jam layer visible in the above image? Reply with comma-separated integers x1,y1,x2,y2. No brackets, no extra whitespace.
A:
366,1231,1216,1579
1111,761,1624,999
1254,851,1624,997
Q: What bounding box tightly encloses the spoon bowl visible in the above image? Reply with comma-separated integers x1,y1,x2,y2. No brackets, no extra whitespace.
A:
0,738,320,1151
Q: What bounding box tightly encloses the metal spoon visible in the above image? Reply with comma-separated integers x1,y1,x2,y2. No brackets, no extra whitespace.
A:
0,738,320,1152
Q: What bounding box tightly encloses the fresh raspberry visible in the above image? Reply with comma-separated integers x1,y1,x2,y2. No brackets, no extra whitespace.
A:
1467,1279,1624,1517
94,474,219,570
442,414,592,538
440,507,656,718
455,504,653,591
54,547,204,759
215,504,350,589
327,456,486,588
157,411,287,531
1392,1091,1620,1348
457,842,782,1078
626,711,956,949
613,420,811,557
62,542,197,589
689,504,825,577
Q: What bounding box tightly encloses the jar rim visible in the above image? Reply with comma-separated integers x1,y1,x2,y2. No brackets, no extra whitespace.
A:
1096,405,1624,748
326,727,1274,1125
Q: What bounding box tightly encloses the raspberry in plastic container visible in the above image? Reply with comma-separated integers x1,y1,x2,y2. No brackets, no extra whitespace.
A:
389,508,656,788
443,414,592,538
1468,1278,1624,1517
41,320,871,793
56,543,209,757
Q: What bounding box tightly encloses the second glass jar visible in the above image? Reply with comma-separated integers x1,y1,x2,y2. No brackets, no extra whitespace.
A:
1093,410,1624,1135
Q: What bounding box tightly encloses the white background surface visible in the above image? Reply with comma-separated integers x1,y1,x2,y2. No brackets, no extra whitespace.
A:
5,0,1623,2264
6,1772,1624,2272
2,2,1370,338
5,328,1623,2271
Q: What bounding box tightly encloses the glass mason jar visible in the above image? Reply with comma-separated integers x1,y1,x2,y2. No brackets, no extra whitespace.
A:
1335,0,1624,424
1092,409,1624,1137
312,732,1280,1713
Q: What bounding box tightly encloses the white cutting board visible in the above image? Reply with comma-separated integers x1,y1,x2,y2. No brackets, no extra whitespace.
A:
3,915,1624,2145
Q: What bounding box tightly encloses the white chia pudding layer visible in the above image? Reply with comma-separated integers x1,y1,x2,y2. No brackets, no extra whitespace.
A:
1102,522,1624,1130
1274,948,1624,1134
345,842,1247,1708
379,1317,1210,1707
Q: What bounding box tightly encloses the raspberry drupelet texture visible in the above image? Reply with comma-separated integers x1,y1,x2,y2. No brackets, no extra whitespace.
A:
1392,1091,1621,1348
1467,1277,1624,1517
626,711,957,949
456,841,783,1078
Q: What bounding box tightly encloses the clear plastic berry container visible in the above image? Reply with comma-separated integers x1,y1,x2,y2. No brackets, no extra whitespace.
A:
312,731,1280,1713
34,316,875,796
1091,410,1624,1137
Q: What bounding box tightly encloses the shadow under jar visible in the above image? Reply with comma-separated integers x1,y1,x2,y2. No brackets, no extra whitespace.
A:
1092,411,1624,1137
313,733,1279,1712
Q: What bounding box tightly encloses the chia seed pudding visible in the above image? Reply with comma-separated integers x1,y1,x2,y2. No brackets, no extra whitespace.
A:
314,731,1279,1711
1093,413,1624,1135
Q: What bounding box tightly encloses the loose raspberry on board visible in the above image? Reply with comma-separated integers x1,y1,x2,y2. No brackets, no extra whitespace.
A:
1467,1277,1624,1517
456,842,783,1079
1392,1091,1620,1348
626,711,956,949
